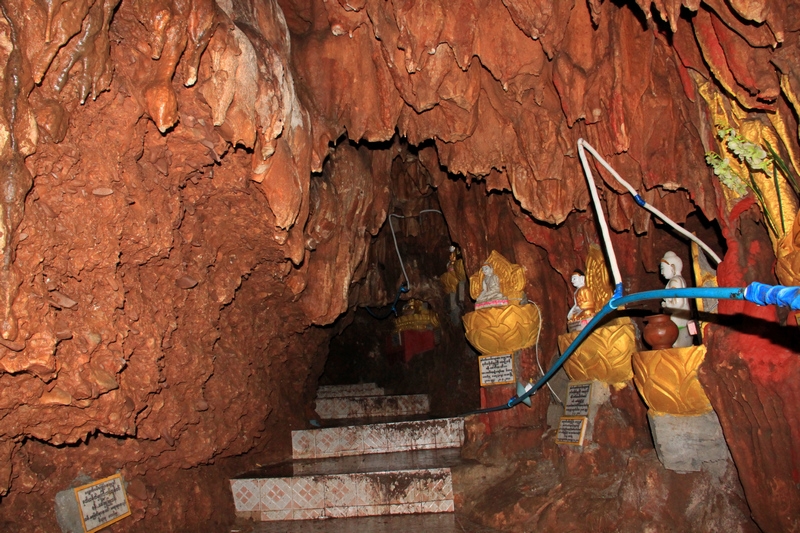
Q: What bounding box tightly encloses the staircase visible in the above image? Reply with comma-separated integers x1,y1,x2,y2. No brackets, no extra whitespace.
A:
230,384,465,523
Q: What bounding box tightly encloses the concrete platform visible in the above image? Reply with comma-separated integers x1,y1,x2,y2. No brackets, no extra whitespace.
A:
292,418,464,459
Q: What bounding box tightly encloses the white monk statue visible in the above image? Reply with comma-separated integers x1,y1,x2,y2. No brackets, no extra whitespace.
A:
476,265,507,308
567,269,596,332
660,251,693,348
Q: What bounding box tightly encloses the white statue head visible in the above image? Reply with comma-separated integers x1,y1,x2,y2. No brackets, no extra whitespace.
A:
571,270,586,289
660,251,683,280
481,265,493,276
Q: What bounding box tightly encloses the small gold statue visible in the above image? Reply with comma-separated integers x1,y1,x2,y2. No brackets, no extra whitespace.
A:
440,245,467,295
394,299,440,333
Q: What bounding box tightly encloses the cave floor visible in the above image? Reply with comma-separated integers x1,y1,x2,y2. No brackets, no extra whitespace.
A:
234,513,501,532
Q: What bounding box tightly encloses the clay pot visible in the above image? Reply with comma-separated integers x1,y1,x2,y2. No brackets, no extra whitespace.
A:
642,314,679,350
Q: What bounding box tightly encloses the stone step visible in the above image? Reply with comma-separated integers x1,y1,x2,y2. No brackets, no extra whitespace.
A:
316,383,385,399
292,418,464,459
231,449,462,522
315,394,430,420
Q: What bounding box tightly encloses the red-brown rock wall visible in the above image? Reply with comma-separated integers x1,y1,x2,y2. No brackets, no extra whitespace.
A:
702,212,800,532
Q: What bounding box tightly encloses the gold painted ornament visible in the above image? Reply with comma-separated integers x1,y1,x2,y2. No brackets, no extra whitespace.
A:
776,209,800,286
463,304,541,356
557,319,635,387
394,299,440,333
632,345,711,416
698,75,800,273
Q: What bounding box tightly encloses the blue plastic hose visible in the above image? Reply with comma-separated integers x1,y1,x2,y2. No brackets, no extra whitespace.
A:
364,284,409,319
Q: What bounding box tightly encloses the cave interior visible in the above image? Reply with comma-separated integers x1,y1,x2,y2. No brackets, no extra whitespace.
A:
0,0,799,531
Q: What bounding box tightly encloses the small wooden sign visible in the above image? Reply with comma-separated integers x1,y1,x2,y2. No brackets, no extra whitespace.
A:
74,473,131,533
564,381,592,417
478,354,514,386
556,416,588,446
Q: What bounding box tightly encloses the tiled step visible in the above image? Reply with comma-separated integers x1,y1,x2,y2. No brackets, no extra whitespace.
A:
315,394,430,420
292,418,464,459
231,449,462,522
316,383,385,398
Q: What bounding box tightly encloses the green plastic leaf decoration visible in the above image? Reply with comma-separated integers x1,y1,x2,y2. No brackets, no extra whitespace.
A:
705,152,747,195
722,129,769,171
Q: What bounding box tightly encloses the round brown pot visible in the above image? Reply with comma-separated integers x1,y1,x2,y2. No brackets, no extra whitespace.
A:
642,314,679,350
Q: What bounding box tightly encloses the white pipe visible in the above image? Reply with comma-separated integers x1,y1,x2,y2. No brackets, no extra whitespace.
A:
577,139,723,265
530,301,562,404
388,209,444,291
577,139,624,287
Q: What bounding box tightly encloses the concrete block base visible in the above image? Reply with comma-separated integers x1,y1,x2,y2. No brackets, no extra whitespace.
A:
648,410,731,473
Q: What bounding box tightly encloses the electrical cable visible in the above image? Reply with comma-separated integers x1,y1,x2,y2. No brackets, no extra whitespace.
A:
577,139,723,265
364,209,444,319
577,139,624,287
364,283,409,319
388,210,444,291
530,301,562,405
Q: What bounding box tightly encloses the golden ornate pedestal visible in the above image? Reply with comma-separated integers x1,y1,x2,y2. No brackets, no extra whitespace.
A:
463,303,541,356
557,319,635,387
632,345,711,415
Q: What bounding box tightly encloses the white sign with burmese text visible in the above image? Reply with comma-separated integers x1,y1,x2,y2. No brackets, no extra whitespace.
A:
478,354,515,386
74,473,131,533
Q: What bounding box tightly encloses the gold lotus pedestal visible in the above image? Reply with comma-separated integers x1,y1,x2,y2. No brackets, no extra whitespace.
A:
632,345,730,472
557,319,635,388
632,345,711,415
463,304,541,356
